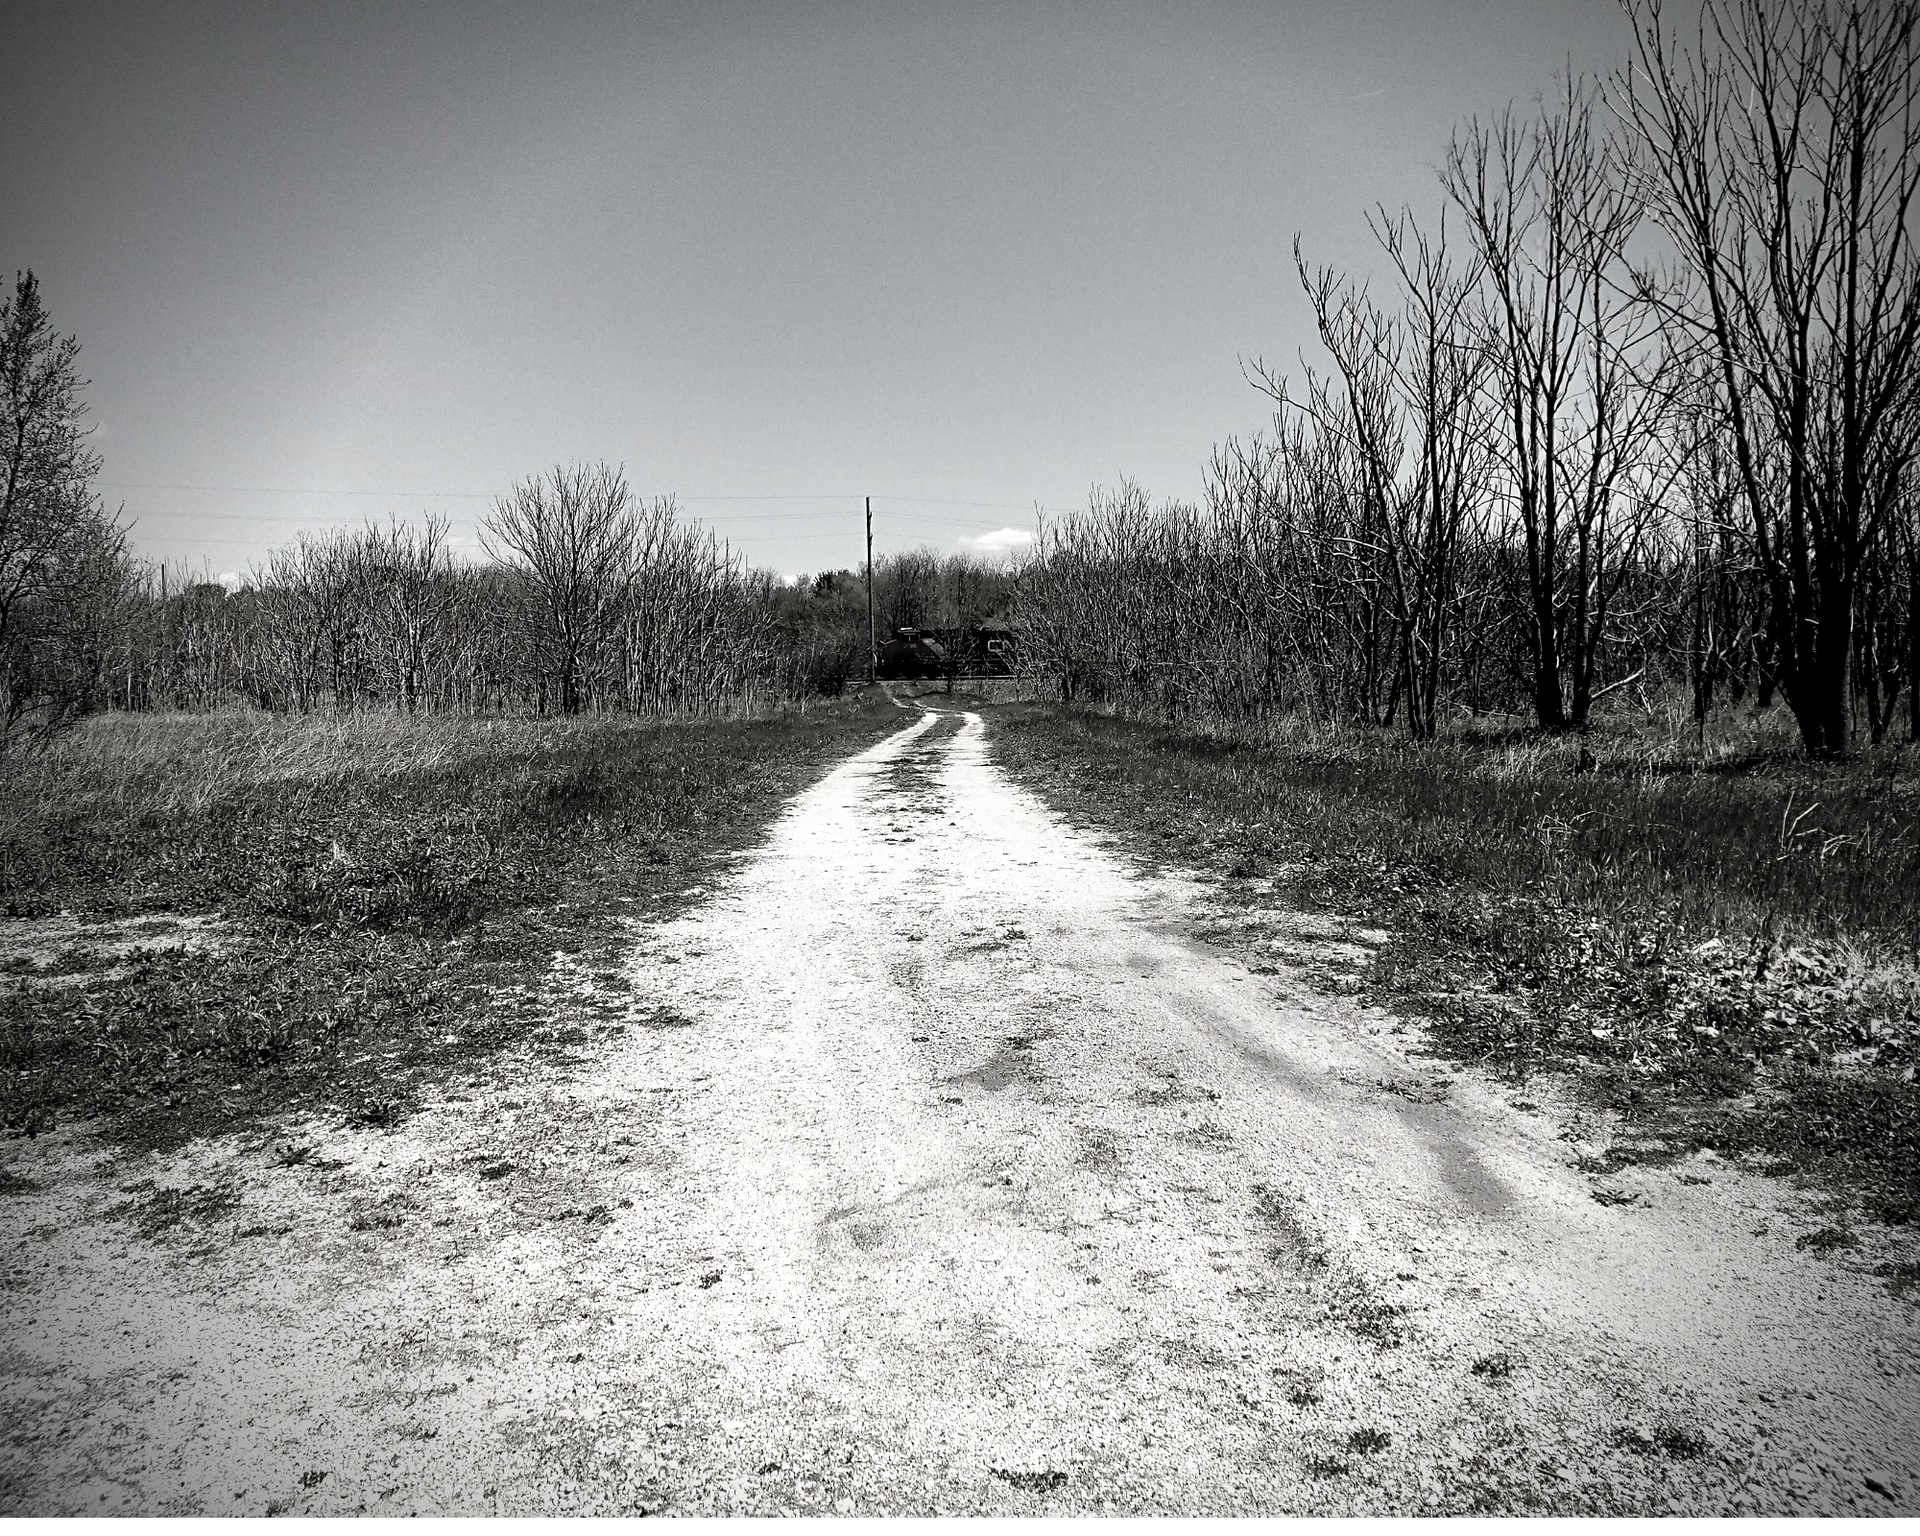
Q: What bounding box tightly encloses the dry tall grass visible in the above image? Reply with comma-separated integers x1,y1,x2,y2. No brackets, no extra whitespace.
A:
6,708,675,824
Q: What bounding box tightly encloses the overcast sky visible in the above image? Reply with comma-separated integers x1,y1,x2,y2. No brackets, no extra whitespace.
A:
6,0,1632,581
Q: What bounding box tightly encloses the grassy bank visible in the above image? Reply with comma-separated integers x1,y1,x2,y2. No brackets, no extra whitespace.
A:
984,702,1920,1231
1,698,905,1149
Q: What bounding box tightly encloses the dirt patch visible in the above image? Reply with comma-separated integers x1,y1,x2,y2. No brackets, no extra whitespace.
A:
948,1032,1052,1094
0,913,232,990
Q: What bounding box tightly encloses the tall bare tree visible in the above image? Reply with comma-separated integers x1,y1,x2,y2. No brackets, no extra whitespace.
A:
1274,209,1492,737
1625,0,1920,755
1445,74,1675,731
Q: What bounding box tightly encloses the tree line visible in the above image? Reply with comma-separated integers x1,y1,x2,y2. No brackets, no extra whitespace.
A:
2,253,1024,741
1012,0,1920,756
6,492,1023,741
0,267,1017,743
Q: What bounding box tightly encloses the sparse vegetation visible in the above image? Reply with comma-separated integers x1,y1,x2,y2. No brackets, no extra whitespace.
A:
989,1468,1068,1494
0,697,902,1146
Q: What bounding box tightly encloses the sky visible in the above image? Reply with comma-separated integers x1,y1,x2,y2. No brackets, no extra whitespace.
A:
5,0,1635,582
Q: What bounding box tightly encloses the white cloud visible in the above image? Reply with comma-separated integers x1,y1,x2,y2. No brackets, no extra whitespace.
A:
217,571,242,589
960,526,1034,551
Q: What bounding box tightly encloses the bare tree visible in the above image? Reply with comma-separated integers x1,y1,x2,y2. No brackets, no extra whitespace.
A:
1204,424,1365,728
358,513,458,713
483,462,637,715
875,549,941,638
930,552,1004,691
619,498,771,715
248,528,364,710
1272,208,1492,737
146,490,793,719
1444,74,1675,731
1667,373,1767,726
1625,0,1920,755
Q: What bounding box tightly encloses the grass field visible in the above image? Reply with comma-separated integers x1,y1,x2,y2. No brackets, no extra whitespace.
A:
982,699,1920,1231
0,698,905,1150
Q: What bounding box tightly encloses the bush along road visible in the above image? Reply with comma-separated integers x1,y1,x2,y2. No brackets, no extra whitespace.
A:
2,701,1916,1514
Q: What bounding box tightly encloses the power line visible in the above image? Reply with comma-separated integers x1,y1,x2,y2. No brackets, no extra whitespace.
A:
125,507,481,523
103,481,869,503
877,494,1053,511
121,507,1042,534
102,480,1070,514
102,481,497,499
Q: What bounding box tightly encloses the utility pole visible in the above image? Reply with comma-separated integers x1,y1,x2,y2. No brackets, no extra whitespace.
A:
159,562,170,710
866,495,876,685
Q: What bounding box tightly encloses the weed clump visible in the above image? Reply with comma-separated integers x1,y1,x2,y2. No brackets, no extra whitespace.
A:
1274,1366,1324,1406
990,1468,1067,1493
108,1180,238,1239
1612,1422,1710,1461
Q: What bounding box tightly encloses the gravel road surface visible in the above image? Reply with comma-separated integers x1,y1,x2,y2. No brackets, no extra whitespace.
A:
3,704,1916,1515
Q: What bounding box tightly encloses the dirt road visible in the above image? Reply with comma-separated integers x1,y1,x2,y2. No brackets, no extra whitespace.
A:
4,704,1916,1514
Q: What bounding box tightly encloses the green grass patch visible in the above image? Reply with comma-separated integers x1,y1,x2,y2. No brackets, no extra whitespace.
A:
983,702,1920,1223
1,698,904,1149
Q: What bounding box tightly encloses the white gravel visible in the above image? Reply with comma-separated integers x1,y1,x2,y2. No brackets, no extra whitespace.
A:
2,704,1915,1515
